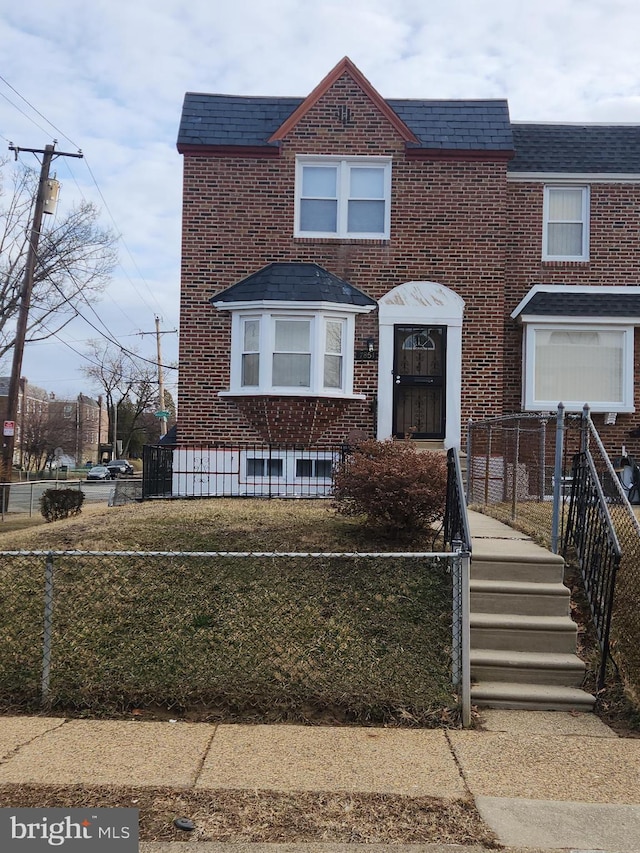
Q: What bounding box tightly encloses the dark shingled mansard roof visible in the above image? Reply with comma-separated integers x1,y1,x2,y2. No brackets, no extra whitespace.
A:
514,289,640,319
178,93,514,152
509,123,640,173
210,263,377,307
178,94,640,173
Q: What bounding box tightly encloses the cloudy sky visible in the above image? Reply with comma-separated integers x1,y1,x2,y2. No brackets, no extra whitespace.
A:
1,0,639,405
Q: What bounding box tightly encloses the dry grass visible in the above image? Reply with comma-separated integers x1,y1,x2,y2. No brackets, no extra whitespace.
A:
0,498,439,553
0,499,456,724
0,785,497,845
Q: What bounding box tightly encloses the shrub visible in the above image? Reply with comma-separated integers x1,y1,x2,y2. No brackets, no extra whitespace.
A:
333,439,447,541
40,488,85,523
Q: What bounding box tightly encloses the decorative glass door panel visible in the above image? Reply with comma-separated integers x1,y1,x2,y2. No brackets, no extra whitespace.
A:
393,326,446,438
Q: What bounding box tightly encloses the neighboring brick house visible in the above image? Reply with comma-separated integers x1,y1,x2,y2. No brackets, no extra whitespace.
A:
175,56,640,496
0,377,49,467
48,394,108,466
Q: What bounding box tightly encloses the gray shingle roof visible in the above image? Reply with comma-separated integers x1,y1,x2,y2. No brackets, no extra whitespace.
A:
509,124,640,173
178,93,513,151
514,290,640,318
210,263,377,307
178,94,301,148
389,99,513,150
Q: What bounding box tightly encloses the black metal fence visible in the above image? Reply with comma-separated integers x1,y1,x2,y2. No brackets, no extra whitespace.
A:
564,450,621,689
143,443,348,499
444,447,472,554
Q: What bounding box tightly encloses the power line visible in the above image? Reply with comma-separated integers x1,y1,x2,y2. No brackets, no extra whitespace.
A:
0,74,81,150
82,157,166,317
0,89,52,139
0,74,168,320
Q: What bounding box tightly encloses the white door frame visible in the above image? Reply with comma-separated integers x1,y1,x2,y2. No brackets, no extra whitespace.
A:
376,281,464,449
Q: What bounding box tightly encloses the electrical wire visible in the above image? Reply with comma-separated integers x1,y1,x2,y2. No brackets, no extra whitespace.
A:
0,73,169,321
0,89,52,140
0,74,81,150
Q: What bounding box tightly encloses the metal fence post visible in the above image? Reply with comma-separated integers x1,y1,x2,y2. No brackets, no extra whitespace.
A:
511,421,521,520
461,548,471,729
581,403,590,454
484,426,492,506
451,540,471,728
539,417,547,501
451,542,461,688
41,552,54,708
466,418,472,502
551,403,565,554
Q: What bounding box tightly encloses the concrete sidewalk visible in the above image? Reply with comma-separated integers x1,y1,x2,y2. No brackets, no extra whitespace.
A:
0,710,638,851
1,512,638,851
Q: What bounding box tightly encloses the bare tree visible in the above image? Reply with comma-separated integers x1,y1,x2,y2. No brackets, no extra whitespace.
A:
0,157,117,363
20,407,51,472
82,342,161,456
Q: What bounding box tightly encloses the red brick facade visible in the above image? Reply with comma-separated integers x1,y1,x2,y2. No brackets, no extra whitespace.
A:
178,62,640,458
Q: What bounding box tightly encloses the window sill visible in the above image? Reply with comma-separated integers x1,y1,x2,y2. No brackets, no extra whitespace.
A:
541,259,590,265
523,403,634,414
219,390,366,400
293,236,390,245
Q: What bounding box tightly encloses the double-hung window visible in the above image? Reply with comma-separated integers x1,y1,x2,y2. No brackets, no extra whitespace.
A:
296,156,391,239
543,185,589,261
273,319,311,387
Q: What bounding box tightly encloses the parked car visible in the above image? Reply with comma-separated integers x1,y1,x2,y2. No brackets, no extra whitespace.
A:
105,459,134,477
86,465,113,481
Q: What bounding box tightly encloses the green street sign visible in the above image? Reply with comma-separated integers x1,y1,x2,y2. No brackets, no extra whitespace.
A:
154,410,170,418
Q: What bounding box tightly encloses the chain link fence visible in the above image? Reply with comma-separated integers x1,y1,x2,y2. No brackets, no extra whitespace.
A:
0,550,468,726
467,411,583,544
468,408,640,704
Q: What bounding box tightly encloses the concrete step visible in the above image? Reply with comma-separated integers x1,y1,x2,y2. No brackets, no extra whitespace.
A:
471,680,595,711
471,554,565,584
470,612,578,654
471,579,571,616
470,649,586,687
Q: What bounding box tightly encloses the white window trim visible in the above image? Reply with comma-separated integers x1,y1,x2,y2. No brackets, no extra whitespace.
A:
542,185,590,262
220,303,370,398
294,155,392,240
521,322,634,413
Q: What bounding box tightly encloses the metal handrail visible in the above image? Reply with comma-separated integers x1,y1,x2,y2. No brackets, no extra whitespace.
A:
444,447,472,554
564,448,621,689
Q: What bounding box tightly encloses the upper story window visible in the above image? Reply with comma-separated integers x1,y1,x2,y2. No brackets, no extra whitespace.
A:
542,185,589,261
226,309,360,397
295,156,391,239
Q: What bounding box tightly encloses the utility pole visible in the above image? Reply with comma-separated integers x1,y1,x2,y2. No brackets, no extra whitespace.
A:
155,316,166,437
1,142,83,499
140,318,177,438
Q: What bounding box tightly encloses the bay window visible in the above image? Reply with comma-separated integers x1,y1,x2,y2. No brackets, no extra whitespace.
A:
226,309,360,397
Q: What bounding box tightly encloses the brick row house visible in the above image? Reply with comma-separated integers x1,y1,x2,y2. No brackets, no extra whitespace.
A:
0,378,108,470
174,57,640,496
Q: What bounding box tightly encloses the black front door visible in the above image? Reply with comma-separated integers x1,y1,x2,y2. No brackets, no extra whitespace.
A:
393,325,446,439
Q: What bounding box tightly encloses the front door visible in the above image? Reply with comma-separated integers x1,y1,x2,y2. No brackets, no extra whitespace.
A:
393,325,446,439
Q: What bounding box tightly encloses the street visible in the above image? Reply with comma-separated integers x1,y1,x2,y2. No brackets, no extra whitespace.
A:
2,479,116,516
